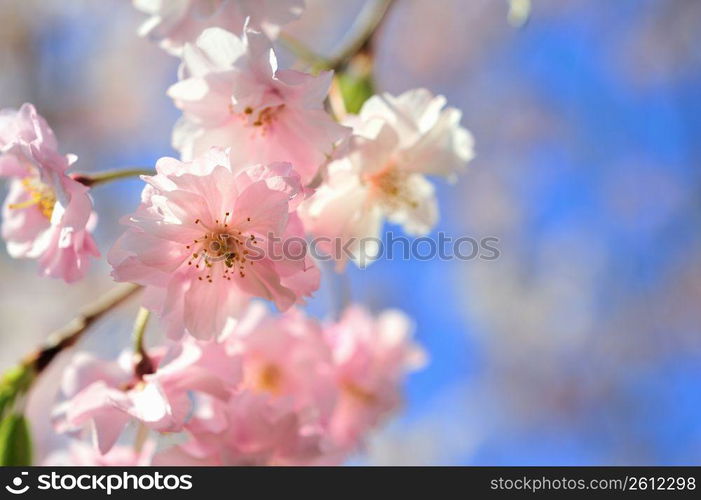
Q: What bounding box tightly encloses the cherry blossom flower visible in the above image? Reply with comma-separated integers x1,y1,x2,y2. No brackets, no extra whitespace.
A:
157,303,341,465
324,306,426,451
153,304,424,464
168,26,348,184
108,148,320,340
53,339,241,454
0,103,99,282
300,88,474,267
228,304,337,413
134,0,304,55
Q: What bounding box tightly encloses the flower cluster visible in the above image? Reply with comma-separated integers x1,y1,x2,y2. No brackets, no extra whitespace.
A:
50,305,424,465
0,2,474,466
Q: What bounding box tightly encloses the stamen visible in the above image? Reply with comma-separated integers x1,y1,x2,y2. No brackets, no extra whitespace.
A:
185,211,258,283
9,177,56,219
367,164,420,211
8,198,40,210
249,105,285,132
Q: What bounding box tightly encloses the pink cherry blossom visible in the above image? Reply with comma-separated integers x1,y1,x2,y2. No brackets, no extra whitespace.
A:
0,103,99,282
324,306,426,451
134,0,304,55
158,303,341,465
53,338,241,454
227,304,336,412
300,88,474,267
108,148,320,339
50,303,425,463
169,26,348,184
153,304,425,464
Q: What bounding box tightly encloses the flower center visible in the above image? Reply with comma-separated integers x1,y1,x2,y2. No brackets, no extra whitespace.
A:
251,104,285,128
229,103,286,133
365,164,419,213
185,213,259,283
256,363,283,394
8,176,56,219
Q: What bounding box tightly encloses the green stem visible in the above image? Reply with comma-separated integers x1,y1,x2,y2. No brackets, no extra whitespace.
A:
133,422,150,454
131,307,154,379
73,167,155,187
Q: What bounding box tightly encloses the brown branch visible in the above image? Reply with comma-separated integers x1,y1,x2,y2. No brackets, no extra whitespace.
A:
23,283,142,374
72,168,155,188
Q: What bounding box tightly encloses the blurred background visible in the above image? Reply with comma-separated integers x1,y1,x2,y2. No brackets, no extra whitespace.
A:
1,0,700,465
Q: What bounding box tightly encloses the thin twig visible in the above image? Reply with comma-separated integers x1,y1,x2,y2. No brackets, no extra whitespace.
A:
24,283,142,374
72,167,155,188
324,0,395,72
281,0,396,74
